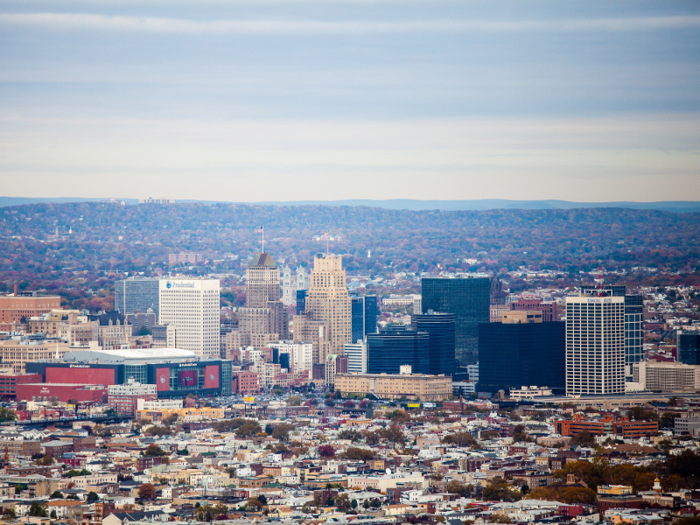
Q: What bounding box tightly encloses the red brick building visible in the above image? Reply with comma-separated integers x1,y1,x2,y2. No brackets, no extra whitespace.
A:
0,374,43,401
232,371,260,394
16,383,107,403
555,415,658,438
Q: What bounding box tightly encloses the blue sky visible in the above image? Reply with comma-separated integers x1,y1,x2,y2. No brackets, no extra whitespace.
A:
0,0,699,202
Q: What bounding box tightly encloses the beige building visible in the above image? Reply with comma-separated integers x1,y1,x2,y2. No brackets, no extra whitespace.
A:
627,360,700,392
246,253,281,308
0,341,72,373
335,371,452,401
304,255,351,361
98,318,131,349
292,315,330,364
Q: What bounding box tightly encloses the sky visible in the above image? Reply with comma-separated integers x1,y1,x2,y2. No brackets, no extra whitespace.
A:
0,0,699,202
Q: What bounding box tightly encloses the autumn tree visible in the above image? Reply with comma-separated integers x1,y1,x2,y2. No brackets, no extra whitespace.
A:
138,483,157,500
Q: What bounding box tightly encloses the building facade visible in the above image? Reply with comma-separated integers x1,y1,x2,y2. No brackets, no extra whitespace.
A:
107,380,158,415
246,253,280,308
304,255,351,359
114,278,160,315
677,331,700,365
334,371,452,401
411,312,456,376
159,278,220,358
421,276,490,367
367,326,430,375
351,295,379,343
0,293,61,331
566,294,625,396
479,316,565,393
344,341,368,374
628,361,700,392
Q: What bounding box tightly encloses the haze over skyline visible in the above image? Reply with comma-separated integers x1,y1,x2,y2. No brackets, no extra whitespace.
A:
1,1,699,202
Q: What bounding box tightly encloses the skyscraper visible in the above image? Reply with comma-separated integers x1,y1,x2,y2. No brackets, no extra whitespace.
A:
479,312,565,393
351,295,379,343
580,285,642,367
421,276,490,367
305,255,351,359
678,331,700,365
566,293,625,396
159,278,220,358
411,312,456,376
344,341,368,374
367,326,430,375
245,253,280,308
115,277,160,315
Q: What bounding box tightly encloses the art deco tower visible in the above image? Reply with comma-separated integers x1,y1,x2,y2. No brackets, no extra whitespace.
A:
246,253,280,308
305,254,351,361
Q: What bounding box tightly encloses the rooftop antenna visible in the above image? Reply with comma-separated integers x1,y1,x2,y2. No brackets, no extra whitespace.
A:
596,265,604,297
256,226,265,253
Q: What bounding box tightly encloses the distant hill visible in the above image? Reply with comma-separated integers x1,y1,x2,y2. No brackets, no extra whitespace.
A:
2,197,699,213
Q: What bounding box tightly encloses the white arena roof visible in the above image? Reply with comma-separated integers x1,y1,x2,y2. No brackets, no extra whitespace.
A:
63,348,197,364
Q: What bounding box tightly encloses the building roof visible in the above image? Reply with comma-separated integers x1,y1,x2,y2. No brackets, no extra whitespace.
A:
248,252,278,268
63,348,197,364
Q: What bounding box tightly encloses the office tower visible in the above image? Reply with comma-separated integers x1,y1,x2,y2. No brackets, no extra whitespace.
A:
509,296,558,322
305,255,351,358
581,285,643,366
678,331,700,365
490,276,508,306
479,311,565,393
246,253,280,308
267,300,289,340
282,265,310,306
268,341,313,375
421,276,490,366
159,278,220,358
566,293,625,395
367,326,429,375
325,354,348,387
296,290,307,315
411,312,456,376
413,295,422,315
344,341,368,374
292,314,331,364
115,277,160,315
350,295,379,343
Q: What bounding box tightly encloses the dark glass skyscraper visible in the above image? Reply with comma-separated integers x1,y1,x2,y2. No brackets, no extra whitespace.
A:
296,289,307,315
411,312,456,376
581,284,643,366
367,326,429,375
478,320,566,393
678,331,700,365
421,276,490,366
114,277,160,315
351,295,379,343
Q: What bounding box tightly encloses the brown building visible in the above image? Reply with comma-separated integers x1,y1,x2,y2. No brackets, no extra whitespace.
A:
0,293,61,331
292,315,330,364
0,341,72,374
246,253,281,308
168,253,203,265
555,415,658,438
334,371,452,401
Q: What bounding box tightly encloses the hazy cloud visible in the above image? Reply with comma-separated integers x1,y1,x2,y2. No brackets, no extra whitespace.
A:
1,12,699,35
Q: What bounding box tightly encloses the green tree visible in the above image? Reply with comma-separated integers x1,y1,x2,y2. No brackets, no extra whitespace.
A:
482,480,521,502
441,432,478,448
50,490,64,499
86,491,100,503
0,407,17,422
29,502,48,517
235,420,263,438
571,431,596,448
342,447,375,461
271,423,295,442
287,396,302,406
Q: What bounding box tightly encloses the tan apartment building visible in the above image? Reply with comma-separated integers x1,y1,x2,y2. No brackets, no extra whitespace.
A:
335,372,452,401
0,341,72,373
304,254,351,361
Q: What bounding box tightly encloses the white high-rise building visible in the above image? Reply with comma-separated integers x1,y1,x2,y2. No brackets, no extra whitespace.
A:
344,341,367,374
159,278,220,358
566,294,625,396
268,340,313,375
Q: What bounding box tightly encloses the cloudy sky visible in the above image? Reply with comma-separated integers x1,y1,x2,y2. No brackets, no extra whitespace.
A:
1,0,699,202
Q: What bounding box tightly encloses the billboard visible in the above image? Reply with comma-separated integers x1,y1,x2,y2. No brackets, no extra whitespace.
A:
243,396,255,403
179,369,198,388
204,365,219,389
156,367,170,391
407,403,421,408
423,402,436,408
